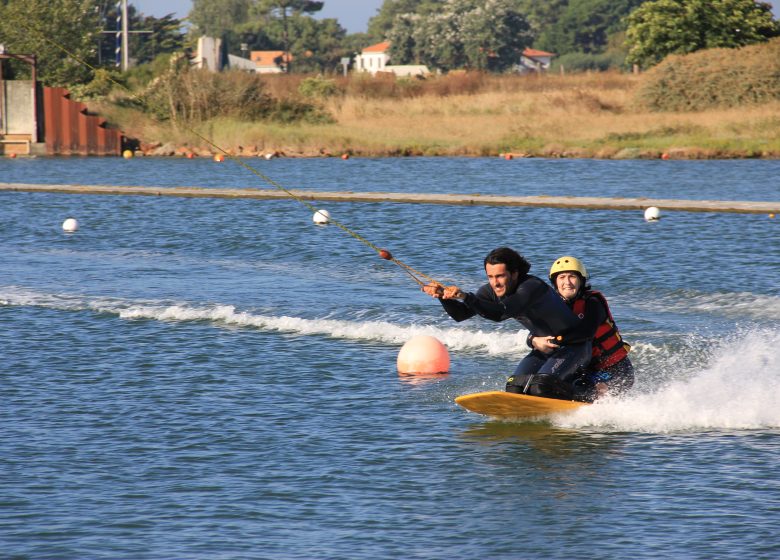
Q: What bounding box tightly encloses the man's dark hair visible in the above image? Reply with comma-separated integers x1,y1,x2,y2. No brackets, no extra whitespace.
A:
484,247,531,276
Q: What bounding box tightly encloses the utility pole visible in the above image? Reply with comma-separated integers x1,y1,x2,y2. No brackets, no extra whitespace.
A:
115,0,129,71
107,0,150,71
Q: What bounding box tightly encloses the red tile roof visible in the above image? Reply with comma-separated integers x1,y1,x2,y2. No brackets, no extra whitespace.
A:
250,50,293,66
523,48,555,57
362,41,390,53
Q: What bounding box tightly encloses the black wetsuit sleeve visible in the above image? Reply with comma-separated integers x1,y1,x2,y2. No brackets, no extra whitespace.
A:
438,284,510,322
559,295,607,345
439,298,477,322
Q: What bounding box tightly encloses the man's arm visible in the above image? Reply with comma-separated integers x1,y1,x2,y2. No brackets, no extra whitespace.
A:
422,282,476,322
440,298,477,322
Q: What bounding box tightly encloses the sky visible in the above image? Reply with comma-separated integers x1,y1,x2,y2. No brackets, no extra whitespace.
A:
131,0,385,34
133,0,779,33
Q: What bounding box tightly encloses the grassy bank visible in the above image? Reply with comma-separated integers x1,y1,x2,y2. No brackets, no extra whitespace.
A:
99,70,780,159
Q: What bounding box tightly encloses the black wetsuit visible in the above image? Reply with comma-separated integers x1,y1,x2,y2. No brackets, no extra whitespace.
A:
438,274,592,399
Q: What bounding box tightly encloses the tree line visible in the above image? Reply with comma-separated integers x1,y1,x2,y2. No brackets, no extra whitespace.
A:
0,0,777,87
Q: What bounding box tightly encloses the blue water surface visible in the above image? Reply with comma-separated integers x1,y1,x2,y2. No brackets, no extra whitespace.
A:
1,156,779,559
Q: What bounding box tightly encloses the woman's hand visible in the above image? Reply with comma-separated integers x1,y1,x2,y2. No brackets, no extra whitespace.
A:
531,336,560,355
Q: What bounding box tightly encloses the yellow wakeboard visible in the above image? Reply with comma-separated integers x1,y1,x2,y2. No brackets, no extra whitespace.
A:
455,390,587,419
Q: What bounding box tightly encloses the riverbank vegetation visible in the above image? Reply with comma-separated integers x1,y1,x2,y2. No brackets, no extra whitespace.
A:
94,38,780,159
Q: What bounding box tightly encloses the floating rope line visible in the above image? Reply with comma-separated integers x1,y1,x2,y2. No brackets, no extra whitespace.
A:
13,20,443,289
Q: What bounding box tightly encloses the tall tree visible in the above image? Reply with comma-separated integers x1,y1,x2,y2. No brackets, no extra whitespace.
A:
516,0,569,37
625,0,780,68
131,14,185,65
253,0,323,71
536,0,645,55
96,4,184,67
367,0,444,41
460,0,533,71
190,0,251,38
387,0,531,72
0,0,100,85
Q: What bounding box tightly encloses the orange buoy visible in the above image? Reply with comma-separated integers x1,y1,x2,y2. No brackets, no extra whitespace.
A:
504,153,513,160
186,152,195,159
661,152,670,160
214,154,225,162
379,249,392,260
770,214,776,219
397,335,450,375
341,153,350,160
8,153,17,159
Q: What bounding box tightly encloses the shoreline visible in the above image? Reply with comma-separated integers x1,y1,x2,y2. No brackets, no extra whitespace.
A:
132,142,780,160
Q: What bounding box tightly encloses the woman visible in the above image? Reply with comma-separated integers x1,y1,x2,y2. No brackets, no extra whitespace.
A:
529,256,634,402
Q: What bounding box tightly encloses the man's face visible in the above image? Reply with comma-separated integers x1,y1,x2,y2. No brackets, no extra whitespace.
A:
486,262,518,298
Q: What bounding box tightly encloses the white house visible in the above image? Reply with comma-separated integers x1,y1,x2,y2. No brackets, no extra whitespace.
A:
354,41,429,77
517,48,556,72
354,41,391,75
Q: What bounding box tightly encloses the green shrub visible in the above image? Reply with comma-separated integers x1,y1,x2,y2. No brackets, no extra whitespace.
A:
635,38,780,111
265,98,335,124
551,51,627,73
69,68,125,100
347,72,403,98
298,76,341,98
134,65,332,124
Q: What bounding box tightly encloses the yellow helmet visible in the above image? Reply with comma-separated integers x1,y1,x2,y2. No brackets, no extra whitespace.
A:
549,256,588,282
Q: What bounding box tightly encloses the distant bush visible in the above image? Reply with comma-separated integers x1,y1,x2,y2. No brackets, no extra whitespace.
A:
551,51,627,73
125,53,180,90
140,65,331,124
266,98,335,124
298,76,342,98
346,71,496,99
635,38,780,111
427,71,489,96
347,72,408,98
69,68,125,100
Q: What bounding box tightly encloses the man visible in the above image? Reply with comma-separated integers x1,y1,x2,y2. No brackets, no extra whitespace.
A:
422,247,592,400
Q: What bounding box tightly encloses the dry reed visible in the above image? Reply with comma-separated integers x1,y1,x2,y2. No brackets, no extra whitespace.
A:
101,69,780,158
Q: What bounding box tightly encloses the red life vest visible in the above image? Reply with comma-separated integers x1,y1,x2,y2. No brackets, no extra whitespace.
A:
572,290,630,369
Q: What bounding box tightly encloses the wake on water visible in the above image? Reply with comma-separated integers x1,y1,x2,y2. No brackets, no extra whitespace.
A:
556,328,780,432
4,287,780,432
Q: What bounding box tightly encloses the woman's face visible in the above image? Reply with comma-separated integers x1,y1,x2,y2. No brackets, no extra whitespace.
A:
555,272,582,300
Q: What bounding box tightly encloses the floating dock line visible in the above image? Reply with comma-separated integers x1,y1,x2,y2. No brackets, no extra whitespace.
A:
1,182,777,215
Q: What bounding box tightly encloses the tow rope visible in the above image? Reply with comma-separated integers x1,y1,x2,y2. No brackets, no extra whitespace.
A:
13,19,444,290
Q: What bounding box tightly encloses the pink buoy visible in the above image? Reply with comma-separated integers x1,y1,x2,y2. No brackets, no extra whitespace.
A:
397,335,450,375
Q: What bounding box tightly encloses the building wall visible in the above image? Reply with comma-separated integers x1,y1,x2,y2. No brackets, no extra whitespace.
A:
194,36,223,71
355,52,389,75
1,80,35,135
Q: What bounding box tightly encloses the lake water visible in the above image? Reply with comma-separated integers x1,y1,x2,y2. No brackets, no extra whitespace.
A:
1,156,779,559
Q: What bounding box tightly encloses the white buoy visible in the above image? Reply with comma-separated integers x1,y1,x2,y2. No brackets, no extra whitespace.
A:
313,209,331,225
644,206,661,222
62,217,79,232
